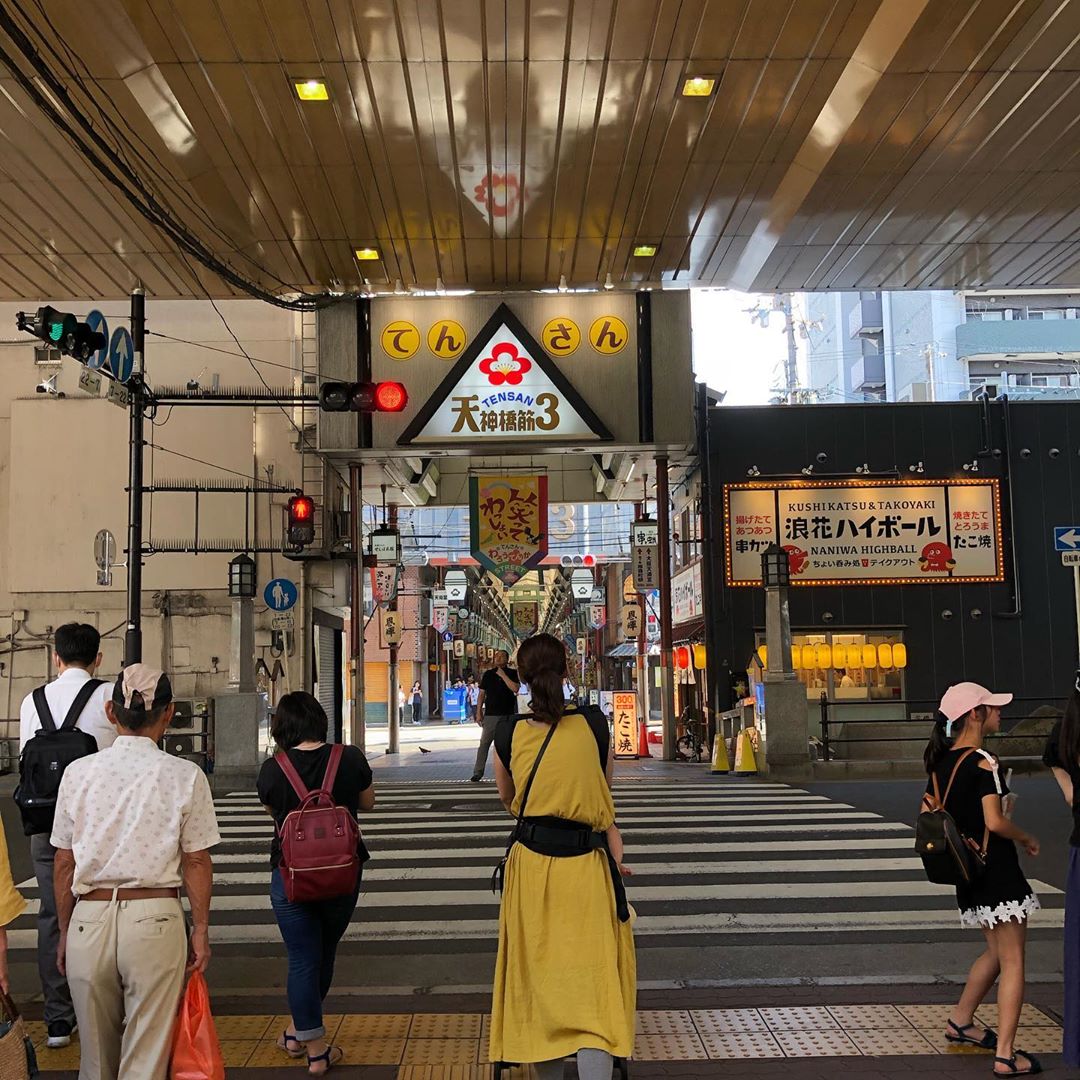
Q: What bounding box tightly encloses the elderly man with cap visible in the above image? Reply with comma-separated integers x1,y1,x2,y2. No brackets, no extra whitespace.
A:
50,665,220,1080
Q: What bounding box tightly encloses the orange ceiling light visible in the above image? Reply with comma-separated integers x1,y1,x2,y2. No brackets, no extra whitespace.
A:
293,79,329,102
682,76,717,97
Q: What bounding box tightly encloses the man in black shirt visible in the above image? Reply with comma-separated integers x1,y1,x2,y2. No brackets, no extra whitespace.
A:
472,650,520,781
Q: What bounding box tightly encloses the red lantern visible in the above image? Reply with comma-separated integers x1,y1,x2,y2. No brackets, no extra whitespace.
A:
675,646,691,669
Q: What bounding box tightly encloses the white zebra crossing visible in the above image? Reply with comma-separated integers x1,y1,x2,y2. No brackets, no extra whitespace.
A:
6,779,1063,952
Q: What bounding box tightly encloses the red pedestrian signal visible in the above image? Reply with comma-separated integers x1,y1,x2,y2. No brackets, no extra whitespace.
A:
287,494,316,548
319,381,409,413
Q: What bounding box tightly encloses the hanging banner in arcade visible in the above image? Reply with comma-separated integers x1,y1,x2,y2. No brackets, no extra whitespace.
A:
511,602,538,638
612,692,639,759
469,473,549,586
398,304,612,445
724,479,1004,587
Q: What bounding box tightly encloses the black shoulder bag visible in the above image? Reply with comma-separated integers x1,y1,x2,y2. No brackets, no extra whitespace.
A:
491,720,557,896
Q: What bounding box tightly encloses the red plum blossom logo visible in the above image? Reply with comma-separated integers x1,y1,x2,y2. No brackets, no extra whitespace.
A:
479,342,532,386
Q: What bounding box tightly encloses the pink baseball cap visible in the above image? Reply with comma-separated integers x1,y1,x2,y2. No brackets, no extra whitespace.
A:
939,682,1012,722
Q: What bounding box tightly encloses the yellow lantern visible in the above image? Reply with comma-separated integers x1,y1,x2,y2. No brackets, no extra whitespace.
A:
832,645,847,670
878,643,894,669
847,644,863,668
892,642,908,669
815,643,832,669
756,645,767,667
693,643,707,670
791,646,802,670
862,644,878,669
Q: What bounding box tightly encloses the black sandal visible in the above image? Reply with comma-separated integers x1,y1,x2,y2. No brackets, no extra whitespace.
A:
993,1051,1042,1076
947,1020,998,1049
308,1046,343,1075
277,1030,305,1059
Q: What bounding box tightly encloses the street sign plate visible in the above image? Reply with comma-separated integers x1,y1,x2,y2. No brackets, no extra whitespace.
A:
1055,527,1080,552
85,310,108,370
442,640,454,652
371,528,400,565
1063,552,1080,566
272,612,295,631
78,367,102,396
106,380,129,409
264,578,298,612
107,326,134,383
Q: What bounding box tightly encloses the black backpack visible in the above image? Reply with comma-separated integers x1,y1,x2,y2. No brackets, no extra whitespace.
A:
14,679,104,836
915,747,989,886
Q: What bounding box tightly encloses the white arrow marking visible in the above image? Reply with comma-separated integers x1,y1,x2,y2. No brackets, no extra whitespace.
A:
1061,528,1080,548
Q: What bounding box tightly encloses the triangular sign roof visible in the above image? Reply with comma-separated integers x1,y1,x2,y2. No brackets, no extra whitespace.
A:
397,303,613,445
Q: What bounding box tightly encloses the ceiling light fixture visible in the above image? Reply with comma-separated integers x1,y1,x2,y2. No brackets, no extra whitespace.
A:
294,79,329,102
604,273,614,290
354,246,381,261
682,76,717,97
558,274,568,293
632,244,657,257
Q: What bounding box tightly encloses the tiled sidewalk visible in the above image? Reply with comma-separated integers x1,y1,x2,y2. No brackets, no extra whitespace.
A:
31,999,1066,1077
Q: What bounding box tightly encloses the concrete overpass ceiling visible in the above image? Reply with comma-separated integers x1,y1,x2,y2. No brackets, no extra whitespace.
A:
2,1,1080,298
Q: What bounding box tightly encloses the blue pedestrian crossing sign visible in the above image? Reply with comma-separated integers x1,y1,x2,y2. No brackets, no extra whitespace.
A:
1054,527,1080,552
442,631,454,642
264,578,298,612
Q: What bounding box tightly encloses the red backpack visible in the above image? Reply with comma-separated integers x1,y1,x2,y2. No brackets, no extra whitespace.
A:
275,745,360,902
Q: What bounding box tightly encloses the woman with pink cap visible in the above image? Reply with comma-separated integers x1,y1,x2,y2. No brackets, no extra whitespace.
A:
924,682,1042,1077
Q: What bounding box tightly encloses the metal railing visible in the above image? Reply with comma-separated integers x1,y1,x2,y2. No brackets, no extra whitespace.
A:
818,693,1063,762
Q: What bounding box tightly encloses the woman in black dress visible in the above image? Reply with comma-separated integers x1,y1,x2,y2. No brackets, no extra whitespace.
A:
925,683,1041,1077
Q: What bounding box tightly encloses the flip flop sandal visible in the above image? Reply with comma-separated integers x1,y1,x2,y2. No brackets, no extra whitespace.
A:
277,1031,305,1059
993,1051,1043,1076
947,1020,998,1048
308,1046,344,1075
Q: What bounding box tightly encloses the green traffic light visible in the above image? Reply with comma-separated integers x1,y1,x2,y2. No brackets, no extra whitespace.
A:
48,320,63,342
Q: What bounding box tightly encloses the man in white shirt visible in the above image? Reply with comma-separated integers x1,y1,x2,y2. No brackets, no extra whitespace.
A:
52,664,219,1080
17,622,114,1049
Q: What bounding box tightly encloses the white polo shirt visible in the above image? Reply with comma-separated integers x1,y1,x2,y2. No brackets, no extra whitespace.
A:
19,668,115,752
51,736,220,895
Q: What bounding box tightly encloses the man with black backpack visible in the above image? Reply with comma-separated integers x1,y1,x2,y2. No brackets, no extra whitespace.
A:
16,623,113,1051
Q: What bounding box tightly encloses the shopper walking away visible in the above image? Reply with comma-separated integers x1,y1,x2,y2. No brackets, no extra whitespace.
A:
410,682,424,725
472,651,519,782
923,683,1041,1077
489,633,635,1079
0,817,26,993
1043,675,1080,1067
17,623,115,1050
52,665,219,1080
257,692,374,1075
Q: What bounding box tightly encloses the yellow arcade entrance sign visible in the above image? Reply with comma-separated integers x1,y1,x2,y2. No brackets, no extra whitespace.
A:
381,320,420,360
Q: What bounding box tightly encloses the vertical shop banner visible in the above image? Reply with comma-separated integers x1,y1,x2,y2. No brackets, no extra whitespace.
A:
470,473,549,586
620,603,641,640
588,603,607,630
671,563,703,624
511,602,538,638
370,565,399,604
725,479,1004,586
612,691,638,759
631,520,659,590
432,606,449,633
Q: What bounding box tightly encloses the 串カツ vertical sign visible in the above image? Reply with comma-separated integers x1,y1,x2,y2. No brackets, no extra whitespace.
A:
469,474,549,587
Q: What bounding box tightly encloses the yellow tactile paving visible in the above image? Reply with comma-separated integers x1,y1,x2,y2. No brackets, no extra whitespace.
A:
826,1004,909,1029
896,1003,957,1028
759,1006,840,1031
690,1007,770,1033
245,1042,310,1068
409,1013,483,1039
635,1009,697,1034
338,1012,413,1039
402,1038,481,1065
846,1027,938,1055
632,1032,708,1059
699,1030,785,1059
271,1013,344,1041
916,1028,994,1054
1009,1027,1065,1054
216,1014,275,1040
772,1029,861,1057
336,1036,408,1064
220,1040,260,1067
976,1004,1060,1028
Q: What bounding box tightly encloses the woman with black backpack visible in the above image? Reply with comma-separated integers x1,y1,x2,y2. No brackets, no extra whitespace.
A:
924,683,1041,1077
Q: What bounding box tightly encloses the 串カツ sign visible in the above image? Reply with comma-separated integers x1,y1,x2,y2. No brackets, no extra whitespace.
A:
724,479,1004,586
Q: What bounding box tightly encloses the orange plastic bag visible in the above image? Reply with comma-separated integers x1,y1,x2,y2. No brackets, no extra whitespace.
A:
170,972,225,1080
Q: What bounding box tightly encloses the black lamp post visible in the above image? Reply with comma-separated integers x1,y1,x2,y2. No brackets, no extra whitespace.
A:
761,543,791,589
228,553,257,599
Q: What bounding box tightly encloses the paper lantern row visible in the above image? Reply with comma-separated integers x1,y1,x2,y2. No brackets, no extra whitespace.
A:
756,642,907,671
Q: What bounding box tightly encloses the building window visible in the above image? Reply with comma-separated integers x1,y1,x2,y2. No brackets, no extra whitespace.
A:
756,630,905,701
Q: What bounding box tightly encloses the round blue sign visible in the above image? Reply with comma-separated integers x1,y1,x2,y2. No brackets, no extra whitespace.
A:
264,578,298,612
85,310,109,370
442,631,454,642
107,327,134,383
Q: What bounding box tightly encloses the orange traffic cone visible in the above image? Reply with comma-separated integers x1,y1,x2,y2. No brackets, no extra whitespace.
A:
638,717,651,758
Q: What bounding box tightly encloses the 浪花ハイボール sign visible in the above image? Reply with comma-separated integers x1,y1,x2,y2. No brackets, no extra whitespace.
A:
724,479,1004,586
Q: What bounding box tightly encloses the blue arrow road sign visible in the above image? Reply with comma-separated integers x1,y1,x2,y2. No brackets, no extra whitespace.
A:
85,310,108,370
108,326,134,383
264,578,298,612
1055,527,1080,552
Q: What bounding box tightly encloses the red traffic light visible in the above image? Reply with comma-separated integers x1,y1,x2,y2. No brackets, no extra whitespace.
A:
290,496,314,521
374,381,408,412
287,494,316,548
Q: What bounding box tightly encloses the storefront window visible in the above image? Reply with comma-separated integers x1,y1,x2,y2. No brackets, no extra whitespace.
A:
756,630,905,701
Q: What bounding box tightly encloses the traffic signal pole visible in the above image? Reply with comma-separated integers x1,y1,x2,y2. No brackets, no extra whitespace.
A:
349,462,366,751
387,502,400,756
124,287,146,666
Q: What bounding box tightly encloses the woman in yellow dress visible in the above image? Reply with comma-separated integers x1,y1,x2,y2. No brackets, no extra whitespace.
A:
0,816,28,992
490,633,636,1080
